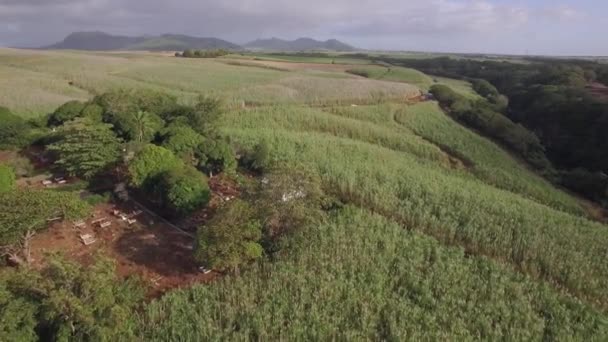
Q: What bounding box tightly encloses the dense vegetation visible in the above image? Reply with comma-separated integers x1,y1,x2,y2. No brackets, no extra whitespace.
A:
177,49,230,58
1,49,608,339
382,56,608,203
141,207,607,340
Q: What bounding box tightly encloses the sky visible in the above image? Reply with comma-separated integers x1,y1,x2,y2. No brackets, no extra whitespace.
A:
0,0,605,55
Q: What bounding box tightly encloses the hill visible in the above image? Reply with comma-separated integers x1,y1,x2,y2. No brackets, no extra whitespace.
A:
45,32,242,51
245,37,356,51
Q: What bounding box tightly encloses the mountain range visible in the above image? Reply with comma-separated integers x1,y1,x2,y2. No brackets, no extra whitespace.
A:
44,32,357,52
45,32,241,51
244,37,355,51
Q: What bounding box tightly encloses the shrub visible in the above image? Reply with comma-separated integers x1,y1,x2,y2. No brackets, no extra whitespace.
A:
195,200,263,272
84,192,112,206
0,106,30,148
0,165,16,193
256,164,324,242
196,138,236,176
48,100,86,126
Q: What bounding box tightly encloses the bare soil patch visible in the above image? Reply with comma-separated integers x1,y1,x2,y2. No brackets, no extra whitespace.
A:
588,82,608,102
29,202,216,297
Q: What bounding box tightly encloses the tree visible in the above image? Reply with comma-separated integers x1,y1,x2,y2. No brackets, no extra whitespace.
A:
196,138,236,176
157,166,210,217
0,281,38,341
132,110,159,143
195,200,263,272
0,189,90,265
80,103,104,122
256,164,324,241
48,101,86,126
0,255,143,341
0,106,30,148
48,118,122,179
159,123,205,164
190,95,224,135
0,165,15,193
94,90,174,141
128,144,183,189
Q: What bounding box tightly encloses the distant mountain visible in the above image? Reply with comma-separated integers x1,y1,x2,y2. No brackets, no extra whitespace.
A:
45,32,242,51
244,37,356,51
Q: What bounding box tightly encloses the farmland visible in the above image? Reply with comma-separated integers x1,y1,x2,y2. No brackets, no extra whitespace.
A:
1,48,607,339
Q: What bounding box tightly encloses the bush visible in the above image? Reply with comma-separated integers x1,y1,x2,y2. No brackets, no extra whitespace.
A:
0,106,30,148
80,103,104,122
256,164,324,243
196,138,236,176
0,165,16,193
7,156,34,178
157,166,210,217
195,200,263,271
48,100,86,126
84,192,111,206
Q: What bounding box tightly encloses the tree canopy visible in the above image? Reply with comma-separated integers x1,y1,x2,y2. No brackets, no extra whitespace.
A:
48,101,86,126
195,200,263,272
156,166,211,217
0,189,91,245
128,144,183,189
48,118,123,179
0,255,143,341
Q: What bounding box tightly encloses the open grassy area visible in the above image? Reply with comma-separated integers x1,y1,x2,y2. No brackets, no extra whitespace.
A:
346,65,481,99
0,49,419,115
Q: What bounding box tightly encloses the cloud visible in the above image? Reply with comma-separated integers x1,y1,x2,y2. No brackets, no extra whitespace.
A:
539,5,586,22
0,0,603,54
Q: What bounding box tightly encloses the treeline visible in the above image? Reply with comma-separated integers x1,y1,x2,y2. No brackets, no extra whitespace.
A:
430,83,552,171
176,49,230,58
383,56,608,204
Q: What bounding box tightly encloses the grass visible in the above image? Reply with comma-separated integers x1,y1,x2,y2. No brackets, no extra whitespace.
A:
346,65,481,98
221,103,608,312
140,207,607,340
0,49,419,114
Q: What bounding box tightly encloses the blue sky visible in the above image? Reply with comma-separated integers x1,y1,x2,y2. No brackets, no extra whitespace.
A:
0,0,605,55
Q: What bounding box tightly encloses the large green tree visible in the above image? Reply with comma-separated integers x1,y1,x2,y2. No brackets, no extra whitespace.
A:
0,189,91,246
128,144,183,188
0,255,143,341
195,200,263,272
159,123,205,163
157,166,210,217
94,90,174,142
48,118,122,179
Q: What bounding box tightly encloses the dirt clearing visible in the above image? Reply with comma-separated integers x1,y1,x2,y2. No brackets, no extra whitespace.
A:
29,202,215,297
